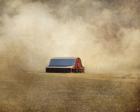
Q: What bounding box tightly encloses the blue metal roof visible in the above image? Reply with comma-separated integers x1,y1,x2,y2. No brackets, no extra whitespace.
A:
49,58,76,67
51,57,77,59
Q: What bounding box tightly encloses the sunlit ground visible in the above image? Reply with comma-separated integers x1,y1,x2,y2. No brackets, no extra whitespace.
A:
0,73,140,112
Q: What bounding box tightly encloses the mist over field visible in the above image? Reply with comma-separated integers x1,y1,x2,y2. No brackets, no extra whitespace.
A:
0,1,140,112
0,0,140,73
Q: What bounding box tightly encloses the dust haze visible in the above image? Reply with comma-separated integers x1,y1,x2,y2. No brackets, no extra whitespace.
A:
0,0,140,74
0,0,140,112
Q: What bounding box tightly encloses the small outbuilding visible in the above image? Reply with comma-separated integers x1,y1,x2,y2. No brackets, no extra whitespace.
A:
46,57,84,73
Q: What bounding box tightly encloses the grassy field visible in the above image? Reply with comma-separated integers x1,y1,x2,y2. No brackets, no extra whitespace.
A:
0,73,140,112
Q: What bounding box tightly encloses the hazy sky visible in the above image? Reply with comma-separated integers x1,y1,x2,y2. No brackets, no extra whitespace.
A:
0,0,140,73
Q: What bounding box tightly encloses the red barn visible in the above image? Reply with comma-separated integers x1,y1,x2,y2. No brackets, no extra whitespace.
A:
46,57,84,73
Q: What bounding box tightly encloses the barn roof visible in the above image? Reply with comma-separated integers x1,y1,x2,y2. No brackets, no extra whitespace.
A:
48,57,77,67
51,57,78,59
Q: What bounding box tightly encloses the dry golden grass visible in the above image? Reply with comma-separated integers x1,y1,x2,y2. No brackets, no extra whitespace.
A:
0,73,140,112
